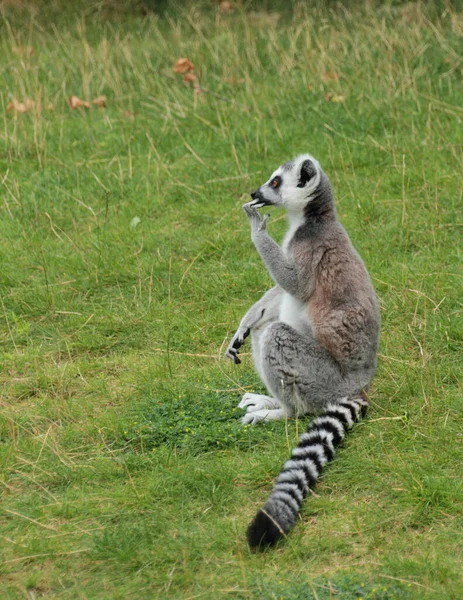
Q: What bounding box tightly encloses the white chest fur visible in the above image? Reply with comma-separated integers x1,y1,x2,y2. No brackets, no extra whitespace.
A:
279,210,310,333
279,292,311,333
282,210,305,254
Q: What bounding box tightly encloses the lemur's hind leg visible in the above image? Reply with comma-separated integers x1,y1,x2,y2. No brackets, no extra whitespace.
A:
224,287,287,420
253,321,349,423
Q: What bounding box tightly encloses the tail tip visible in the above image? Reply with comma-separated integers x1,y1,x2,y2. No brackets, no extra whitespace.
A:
247,509,284,550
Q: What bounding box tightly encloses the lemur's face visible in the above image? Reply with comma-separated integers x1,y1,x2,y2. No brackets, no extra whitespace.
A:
250,154,322,211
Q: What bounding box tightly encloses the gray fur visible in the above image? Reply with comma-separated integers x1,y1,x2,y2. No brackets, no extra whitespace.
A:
226,153,380,419
225,154,380,548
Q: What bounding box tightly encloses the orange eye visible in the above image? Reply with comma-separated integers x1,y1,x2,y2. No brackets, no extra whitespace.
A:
271,177,281,189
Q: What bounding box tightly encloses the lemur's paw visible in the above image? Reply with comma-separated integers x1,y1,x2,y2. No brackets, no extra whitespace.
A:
242,203,270,232
241,408,286,425
225,328,250,364
239,393,281,413
225,347,241,364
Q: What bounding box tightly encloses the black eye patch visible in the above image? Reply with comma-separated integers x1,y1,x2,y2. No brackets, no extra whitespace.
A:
270,176,281,189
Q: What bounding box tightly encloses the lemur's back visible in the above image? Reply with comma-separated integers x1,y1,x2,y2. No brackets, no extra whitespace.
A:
289,218,379,370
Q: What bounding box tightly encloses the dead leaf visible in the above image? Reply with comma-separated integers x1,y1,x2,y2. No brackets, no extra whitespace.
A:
68,96,91,109
13,45,34,57
307,84,314,91
325,92,346,103
194,88,203,96
7,100,23,113
219,1,234,13
7,98,35,113
92,96,107,108
321,72,340,83
130,216,141,230
248,11,280,27
173,58,195,74
226,77,245,85
182,73,199,88
45,103,54,111
183,73,197,82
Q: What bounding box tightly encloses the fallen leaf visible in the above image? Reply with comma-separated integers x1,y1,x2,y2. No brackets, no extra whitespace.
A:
248,11,280,26
325,92,346,103
307,84,314,91
226,77,245,85
7,98,35,113
68,96,91,109
130,216,141,230
7,101,23,113
173,58,195,74
321,72,340,82
92,96,107,108
13,45,34,57
219,1,234,13
182,73,199,88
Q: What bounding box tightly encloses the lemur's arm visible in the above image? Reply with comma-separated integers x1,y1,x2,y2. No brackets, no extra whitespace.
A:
242,203,299,296
225,286,282,364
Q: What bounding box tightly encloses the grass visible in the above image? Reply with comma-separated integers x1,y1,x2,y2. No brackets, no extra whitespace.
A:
0,0,462,598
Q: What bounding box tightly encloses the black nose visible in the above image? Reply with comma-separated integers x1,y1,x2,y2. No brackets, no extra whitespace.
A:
250,190,259,199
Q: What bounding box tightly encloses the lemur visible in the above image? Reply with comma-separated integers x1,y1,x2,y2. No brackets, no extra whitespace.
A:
225,154,380,549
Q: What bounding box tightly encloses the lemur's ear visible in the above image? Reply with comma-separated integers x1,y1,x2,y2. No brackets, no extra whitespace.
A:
297,159,317,188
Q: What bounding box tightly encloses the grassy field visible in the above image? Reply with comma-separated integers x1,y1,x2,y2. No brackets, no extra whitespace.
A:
1,1,462,598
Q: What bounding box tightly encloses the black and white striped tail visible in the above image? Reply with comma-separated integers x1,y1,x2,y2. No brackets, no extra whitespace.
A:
247,394,368,549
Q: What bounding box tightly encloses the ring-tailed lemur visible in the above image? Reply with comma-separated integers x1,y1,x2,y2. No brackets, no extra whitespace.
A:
225,154,380,549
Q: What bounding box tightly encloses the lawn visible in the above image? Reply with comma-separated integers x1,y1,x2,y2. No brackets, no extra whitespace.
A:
0,1,462,598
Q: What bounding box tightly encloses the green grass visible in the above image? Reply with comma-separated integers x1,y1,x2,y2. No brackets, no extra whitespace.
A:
0,1,462,598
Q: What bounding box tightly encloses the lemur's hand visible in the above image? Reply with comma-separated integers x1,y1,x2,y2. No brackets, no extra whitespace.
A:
243,202,270,234
225,327,250,365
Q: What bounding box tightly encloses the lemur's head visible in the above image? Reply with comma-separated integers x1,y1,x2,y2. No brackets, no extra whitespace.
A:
250,154,324,212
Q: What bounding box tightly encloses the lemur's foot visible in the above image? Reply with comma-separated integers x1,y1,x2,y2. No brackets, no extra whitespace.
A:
239,394,285,425
239,393,282,413
225,327,250,364
241,408,286,425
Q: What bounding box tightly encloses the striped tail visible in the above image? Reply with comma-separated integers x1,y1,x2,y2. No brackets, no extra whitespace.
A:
247,394,368,549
